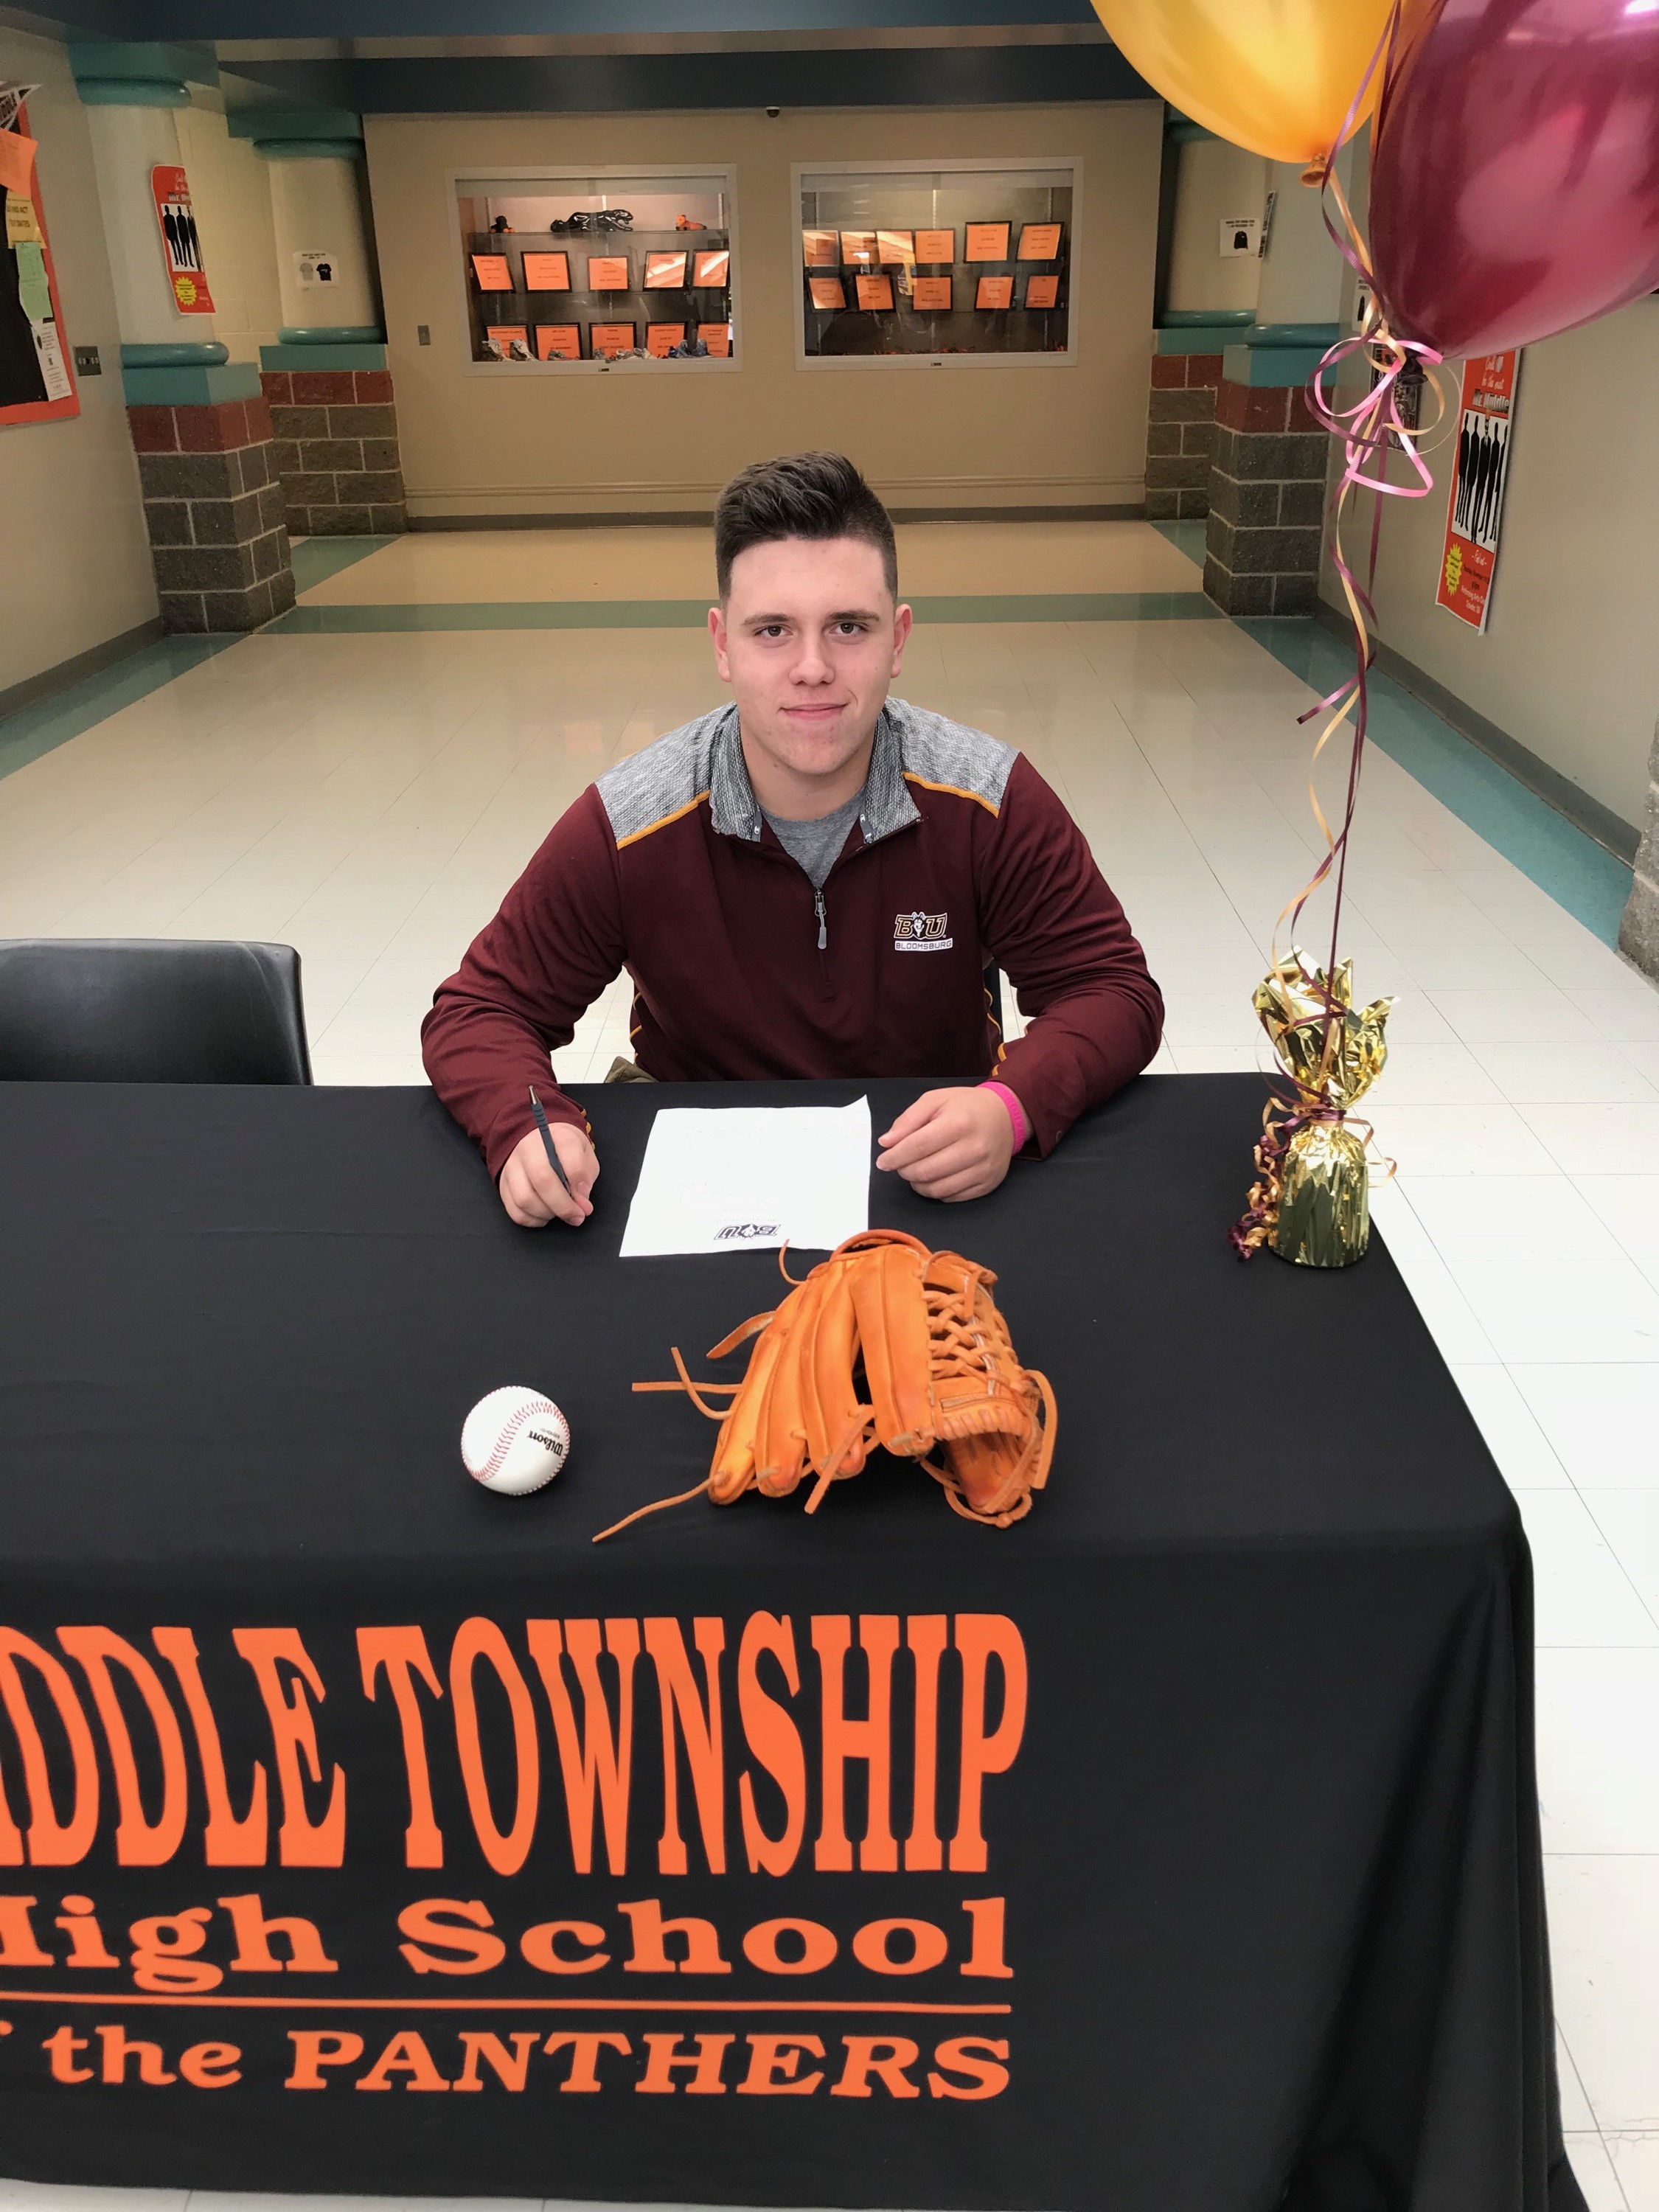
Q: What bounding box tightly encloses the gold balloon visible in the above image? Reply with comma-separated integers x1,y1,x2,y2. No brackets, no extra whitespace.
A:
1090,0,1397,166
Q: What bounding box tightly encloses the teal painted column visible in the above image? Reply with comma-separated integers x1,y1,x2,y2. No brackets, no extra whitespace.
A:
234,111,405,535
74,46,294,630
1204,323,1340,616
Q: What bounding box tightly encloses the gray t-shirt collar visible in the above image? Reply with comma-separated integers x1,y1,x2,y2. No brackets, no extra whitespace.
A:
707,704,922,849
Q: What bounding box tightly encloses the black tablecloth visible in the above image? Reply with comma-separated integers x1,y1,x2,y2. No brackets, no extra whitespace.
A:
0,1076,1581,2211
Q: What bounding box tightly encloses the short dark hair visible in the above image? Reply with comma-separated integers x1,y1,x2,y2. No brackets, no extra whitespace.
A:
714,451,898,600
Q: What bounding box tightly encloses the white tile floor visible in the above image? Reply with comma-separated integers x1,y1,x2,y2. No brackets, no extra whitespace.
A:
2,520,1657,2206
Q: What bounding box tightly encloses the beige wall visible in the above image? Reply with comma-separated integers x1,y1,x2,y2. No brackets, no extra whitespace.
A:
1324,146,1658,835
0,30,158,693
175,95,282,364
365,103,1162,520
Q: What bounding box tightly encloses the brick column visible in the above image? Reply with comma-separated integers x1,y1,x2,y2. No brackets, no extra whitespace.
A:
1147,352,1223,521
261,365,406,536
78,59,295,631
1204,377,1327,614
1618,716,1659,982
128,394,295,631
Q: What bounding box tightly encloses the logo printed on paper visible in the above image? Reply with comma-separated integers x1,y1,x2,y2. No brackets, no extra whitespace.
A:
716,1221,780,1240
894,910,953,952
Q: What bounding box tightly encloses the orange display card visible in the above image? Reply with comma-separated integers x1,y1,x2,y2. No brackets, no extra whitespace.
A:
646,322,686,356
840,230,877,266
914,226,955,262
644,251,687,290
1025,273,1060,309
802,228,839,267
876,229,915,265
855,273,894,310
692,248,730,286
471,253,513,291
535,324,581,359
964,222,1010,262
521,251,570,291
911,275,953,312
808,276,846,310
975,275,1014,310
1017,222,1062,260
485,324,529,357
698,322,731,355
586,255,630,291
590,321,636,357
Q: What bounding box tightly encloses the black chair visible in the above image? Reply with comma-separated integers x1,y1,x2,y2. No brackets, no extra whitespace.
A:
0,939,313,1084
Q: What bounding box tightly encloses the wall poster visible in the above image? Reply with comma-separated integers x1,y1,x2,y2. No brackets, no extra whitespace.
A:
0,91,78,425
1436,351,1520,633
150,164,215,314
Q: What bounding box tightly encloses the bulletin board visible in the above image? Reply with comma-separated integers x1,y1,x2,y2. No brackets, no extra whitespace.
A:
0,91,78,426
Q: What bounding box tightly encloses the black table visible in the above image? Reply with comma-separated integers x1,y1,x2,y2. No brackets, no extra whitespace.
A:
0,1077,1582,2211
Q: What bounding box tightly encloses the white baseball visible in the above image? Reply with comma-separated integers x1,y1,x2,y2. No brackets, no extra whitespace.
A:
461,1386,570,1496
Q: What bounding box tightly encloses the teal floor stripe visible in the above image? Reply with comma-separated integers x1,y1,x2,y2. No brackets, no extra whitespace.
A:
1237,617,1635,946
290,535,399,594
0,636,242,785
266,590,1222,635
1151,518,1208,566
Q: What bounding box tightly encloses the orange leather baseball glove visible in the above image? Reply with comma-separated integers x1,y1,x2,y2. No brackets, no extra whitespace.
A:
594,1228,1055,1540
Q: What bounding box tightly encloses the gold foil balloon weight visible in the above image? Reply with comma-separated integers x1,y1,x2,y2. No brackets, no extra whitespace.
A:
1231,953,1394,1270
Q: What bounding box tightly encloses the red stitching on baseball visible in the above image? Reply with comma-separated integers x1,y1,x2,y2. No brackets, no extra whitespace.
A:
475,1397,560,1484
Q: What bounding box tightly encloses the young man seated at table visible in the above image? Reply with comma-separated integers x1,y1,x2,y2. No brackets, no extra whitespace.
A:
422,451,1163,1227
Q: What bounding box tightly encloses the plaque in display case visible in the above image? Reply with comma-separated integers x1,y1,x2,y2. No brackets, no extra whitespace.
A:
1017,222,1062,260
485,324,529,358
796,161,1074,366
698,322,731,355
456,170,737,369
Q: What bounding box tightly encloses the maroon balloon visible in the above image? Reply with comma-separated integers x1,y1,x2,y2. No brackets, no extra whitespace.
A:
1370,0,1659,358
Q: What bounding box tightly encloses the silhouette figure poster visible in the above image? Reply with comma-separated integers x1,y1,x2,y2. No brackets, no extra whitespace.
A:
150,164,215,315
1436,351,1519,633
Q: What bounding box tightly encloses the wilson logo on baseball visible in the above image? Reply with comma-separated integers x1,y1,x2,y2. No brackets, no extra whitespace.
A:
894,910,952,952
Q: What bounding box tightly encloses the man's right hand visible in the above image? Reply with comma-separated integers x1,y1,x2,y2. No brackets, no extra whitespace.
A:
498,1121,600,1228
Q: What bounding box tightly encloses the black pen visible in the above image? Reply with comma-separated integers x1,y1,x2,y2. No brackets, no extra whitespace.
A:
528,1085,574,1198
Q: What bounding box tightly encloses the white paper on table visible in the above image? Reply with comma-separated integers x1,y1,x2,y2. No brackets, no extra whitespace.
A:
619,1097,871,1259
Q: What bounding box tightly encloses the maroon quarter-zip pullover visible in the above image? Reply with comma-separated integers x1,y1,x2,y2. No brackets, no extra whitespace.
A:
422,698,1163,1178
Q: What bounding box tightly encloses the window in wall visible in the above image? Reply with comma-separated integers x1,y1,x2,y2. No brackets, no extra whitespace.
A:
455,170,736,369
796,161,1077,369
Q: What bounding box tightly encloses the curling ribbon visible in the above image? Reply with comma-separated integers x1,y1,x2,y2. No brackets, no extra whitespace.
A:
1232,10,1450,1256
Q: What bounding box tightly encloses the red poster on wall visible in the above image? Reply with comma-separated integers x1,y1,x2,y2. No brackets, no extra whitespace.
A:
1436,351,1520,633
150,164,215,315
0,100,79,426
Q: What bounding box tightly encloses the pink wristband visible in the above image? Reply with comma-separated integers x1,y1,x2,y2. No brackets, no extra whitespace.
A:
978,1079,1029,1154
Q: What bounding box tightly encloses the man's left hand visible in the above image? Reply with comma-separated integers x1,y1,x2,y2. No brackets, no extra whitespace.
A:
875,1087,1015,1202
